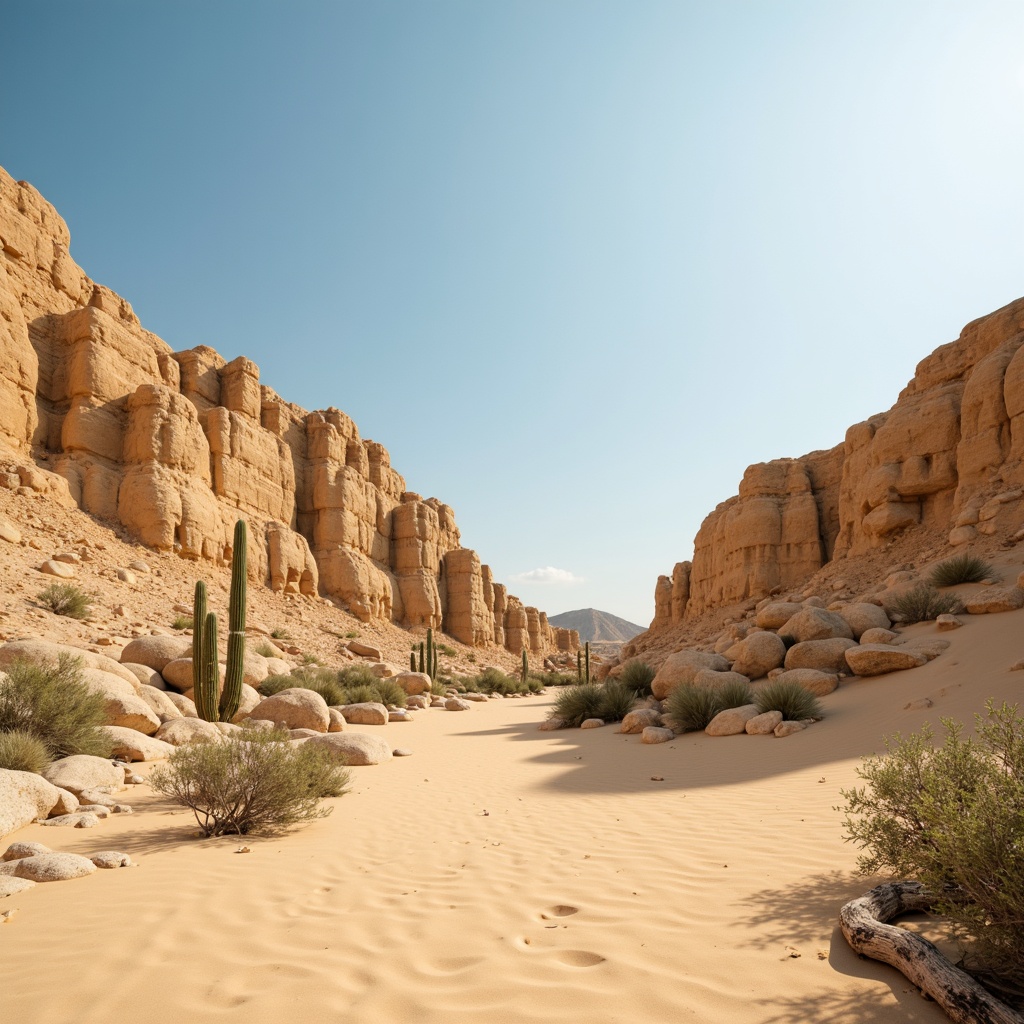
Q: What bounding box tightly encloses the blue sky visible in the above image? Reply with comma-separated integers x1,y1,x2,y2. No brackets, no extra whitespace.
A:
3,2,1024,625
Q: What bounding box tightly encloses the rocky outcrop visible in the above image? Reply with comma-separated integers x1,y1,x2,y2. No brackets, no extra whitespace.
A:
0,166,559,651
646,294,1024,630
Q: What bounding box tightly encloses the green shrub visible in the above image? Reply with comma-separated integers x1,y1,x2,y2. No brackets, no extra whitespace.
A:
302,652,325,666
336,664,380,689
259,668,346,707
928,553,997,587
430,678,449,696
36,583,92,620
344,631,359,639
889,584,962,624
254,641,276,658
530,670,573,687
437,643,456,657
596,681,638,722
754,679,822,721
717,678,753,710
270,627,291,641
368,677,407,708
171,614,194,630
525,675,544,693
618,660,656,697
0,655,112,758
840,703,1024,997
465,667,525,695
550,683,605,727
258,673,296,697
337,683,378,705
150,730,349,837
665,683,725,733
0,729,51,773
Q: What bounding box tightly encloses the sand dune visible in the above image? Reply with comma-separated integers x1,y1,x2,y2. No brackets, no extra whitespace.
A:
5,606,1022,1024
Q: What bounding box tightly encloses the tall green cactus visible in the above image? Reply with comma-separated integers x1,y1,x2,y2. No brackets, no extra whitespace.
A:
426,627,436,680
191,519,248,722
218,519,248,721
418,642,425,673
576,649,582,683
585,641,591,684
521,648,529,687
410,650,416,672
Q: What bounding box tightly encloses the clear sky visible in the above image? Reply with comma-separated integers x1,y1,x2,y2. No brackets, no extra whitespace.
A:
3,2,1024,626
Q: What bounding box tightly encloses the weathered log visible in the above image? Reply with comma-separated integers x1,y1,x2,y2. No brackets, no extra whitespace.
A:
839,881,1024,1024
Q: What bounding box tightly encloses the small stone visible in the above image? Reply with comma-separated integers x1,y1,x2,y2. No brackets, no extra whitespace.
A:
580,718,605,729
445,698,472,712
88,851,132,869
936,614,962,631
128,560,150,574
38,812,101,829
2,842,51,861
745,710,784,735
903,698,934,711
774,720,808,738
537,718,565,731
706,704,761,736
52,551,81,565
39,559,76,579
641,726,675,744
392,748,413,756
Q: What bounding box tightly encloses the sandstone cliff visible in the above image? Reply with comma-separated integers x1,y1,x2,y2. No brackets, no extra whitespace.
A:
645,294,1024,640
0,167,571,653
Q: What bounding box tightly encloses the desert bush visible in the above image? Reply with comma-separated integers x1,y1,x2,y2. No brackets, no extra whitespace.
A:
754,679,822,721
36,583,92,620
437,643,456,657
928,553,997,587
302,652,325,666
150,730,349,837
336,664,380,689
254,641,276,658
717,678,753,710
530,670,572,687
171,614,193,630
0,655,112,758
0,729,51,774
618,660,656,697
550,683,605,727
664,684,722,733
344,631,359,639
889,584,962,624
596,680,638,722
430,678,450,696
466,667,525,695
270,627,291,641
368,677,407,708
259,668,347,707
840,702,1024,998
258,673,296,697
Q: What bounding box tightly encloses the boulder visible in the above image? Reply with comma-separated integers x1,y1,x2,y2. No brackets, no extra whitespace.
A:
619,708,662,734
859,627,900,645
580,718,605,729
394,671,432,696
784,638,857,673
0,640,138,686
155,717,223,745
705,704,761,736
119,635,191,673
537,717,565,731
640,726,674,744
774,720,808,737
845,644,928,677
346,641,382,660
265,657,292,677
230,683,263,722
13,852,97,882
328,708,346,732
39,559,76,578
80,668,160,734
369,662,403,678
777,607,854,643
306,732,393,765
445,698,472,711
745,710,784,735
135,684,183,720
0,876,36,896
0,770,64,838
755,602,804,629
41,756,123,798
838,603,892,639
339,701,388,726
163,691,198,718
692,669,751,690
964,586,1024,614
122,663,165,688
651,650,730,700
98,726,175,762
2,841,51,861
898,637,950,662
768,668,839,697
405,695,429,710
728,632,786,679
240,650,269,687
248,688,330,732
89,851,132,869
936,614,963,631
37,812,101,828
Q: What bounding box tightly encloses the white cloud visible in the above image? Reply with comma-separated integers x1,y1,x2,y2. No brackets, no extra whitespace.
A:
508,566,584,585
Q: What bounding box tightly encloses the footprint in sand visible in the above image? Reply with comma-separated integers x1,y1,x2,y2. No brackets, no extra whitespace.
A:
554,950,606,968
539,904,579,920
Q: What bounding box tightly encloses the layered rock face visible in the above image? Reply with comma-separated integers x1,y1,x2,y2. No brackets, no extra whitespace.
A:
0,166,570,652
650,295,1024,630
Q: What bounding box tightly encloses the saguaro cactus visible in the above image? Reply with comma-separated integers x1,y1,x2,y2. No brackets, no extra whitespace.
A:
521,648,529,687
410,650,417,673
191,519,249,722
577,649,583,683
585,641,591,684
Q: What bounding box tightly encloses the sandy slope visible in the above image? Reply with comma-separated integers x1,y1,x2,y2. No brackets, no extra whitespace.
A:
4,607,1023,1024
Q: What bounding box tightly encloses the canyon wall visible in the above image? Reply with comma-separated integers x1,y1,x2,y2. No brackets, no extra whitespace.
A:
648,295,1024,632
0,167,572,653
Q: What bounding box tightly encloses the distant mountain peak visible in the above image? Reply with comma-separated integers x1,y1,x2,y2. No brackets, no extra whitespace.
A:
548,608,645,643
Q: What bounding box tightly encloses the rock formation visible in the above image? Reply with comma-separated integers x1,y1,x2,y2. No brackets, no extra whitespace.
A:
646,294,1024,633
0,166,572,653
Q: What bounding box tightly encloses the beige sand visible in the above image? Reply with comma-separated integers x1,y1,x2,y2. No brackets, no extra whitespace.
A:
4,607,1022,1024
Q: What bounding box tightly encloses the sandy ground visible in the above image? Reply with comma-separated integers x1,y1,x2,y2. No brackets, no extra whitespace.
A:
4,602,1022,1024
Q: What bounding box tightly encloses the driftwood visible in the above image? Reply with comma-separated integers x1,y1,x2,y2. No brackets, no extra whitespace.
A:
839,881,1024,1024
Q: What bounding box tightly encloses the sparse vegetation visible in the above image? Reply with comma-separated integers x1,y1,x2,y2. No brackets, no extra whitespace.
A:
254,641,276,658
888,584,962,624
171,614,194,630
0,729,51,774
550,683,605,727
270,627,292,641
36,583,92,620
0,655,112,758
618,660,656,698
664,679,750,733
150,730,349,837
344,631,359,639
530,670,572,687
437,643,456,657
840,703,1024,1000
463,667,526,696
430,678,449,696
260,665,407,708
928,553,997,588
302,652,325,666
335,664,380,689
754,679,822,722
596,680,639,722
